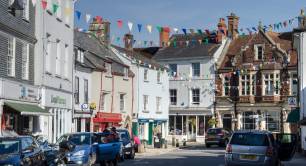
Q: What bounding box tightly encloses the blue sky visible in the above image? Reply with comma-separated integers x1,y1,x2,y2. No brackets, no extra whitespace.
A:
75,0,305,47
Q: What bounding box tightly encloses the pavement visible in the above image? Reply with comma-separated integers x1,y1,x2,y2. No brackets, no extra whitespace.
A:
122,143,306,166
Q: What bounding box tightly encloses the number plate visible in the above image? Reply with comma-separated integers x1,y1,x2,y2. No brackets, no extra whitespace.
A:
240,155,257,161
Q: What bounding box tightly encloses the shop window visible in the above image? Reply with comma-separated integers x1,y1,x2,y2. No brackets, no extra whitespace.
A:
169,116,175,135
265,111,280,132
183,116,187,135
222,114,232,130
197,116,205,136
175,116,182,135
243,111,256,130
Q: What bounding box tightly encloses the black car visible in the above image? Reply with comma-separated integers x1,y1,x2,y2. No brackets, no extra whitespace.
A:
117,129,135,159
205,128,232,147
0,136,46,166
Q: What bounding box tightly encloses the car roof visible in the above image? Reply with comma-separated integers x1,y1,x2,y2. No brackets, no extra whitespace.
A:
233,130,272,134
0,136,32,140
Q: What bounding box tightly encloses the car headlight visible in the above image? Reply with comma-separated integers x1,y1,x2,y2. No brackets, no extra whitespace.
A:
125,143,132,148
72,150,86,157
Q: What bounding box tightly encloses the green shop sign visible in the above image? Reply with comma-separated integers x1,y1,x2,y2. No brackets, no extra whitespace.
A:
51,95,66,105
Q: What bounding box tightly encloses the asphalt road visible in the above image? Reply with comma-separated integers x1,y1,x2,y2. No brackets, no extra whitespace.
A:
123,145,225,166
122,145,306,166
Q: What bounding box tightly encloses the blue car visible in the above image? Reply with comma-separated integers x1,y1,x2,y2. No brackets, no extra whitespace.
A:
0,136,46,166
56,132,98,165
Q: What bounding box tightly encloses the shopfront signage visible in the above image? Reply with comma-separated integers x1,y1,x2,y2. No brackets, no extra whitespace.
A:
19,85,37,101
51,95,66,105
288,97,297,107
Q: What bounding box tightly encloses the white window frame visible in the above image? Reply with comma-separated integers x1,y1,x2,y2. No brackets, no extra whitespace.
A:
84,79,89,104
241,74,250,96
143,95,149,111
120,94,125,112
124,67,128,78
105,63,112,76
290,72,298,96
242,111,256,130
45,34,51,73
21,43,30,80
144,69,148,81
156,97,162,113
265,111,280,132
192,63,200,77
22,0,30,20
100,93,108,111
170,89,177,105
262,72,280,96
7,37,16,77
254,44,264,60
157,71,161,83
223,76,230,96
191,88,200,105
55,40,61,76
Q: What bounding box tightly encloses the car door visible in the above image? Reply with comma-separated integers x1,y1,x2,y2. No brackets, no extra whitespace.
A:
97,134,115,161
276,134,297,161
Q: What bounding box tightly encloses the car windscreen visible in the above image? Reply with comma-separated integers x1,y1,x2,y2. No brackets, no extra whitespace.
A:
207,129,221,134
0,140,20,155
230,133,269,146
68,134,91,145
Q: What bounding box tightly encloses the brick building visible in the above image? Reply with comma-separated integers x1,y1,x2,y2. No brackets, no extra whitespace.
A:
215,13,298,133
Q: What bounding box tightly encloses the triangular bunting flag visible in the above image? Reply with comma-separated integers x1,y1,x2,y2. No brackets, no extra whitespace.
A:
117,20,123,28
137,24,142,32
147,25,152,33
86,14,91,23
64,8,72,16
127,21,133,32
182,28,187,35
75,11,81,20
96,16,103,23
173,28,179,33
190,29,195,34
52,3,59,14
41,0,47,10
197,29,202,34
186,40,189,46
156,26,162,33
163,27,170,33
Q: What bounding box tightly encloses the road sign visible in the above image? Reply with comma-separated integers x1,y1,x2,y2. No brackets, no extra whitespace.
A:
288,97,297,107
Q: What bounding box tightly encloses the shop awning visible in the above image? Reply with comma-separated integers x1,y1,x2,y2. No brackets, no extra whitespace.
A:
287,108,300,123
4,102,50,116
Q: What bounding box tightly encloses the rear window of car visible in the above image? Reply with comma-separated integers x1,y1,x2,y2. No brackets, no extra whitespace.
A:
230,133,269,146
207,129,222,134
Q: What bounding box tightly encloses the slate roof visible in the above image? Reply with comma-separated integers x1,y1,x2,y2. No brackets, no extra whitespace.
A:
153,33,221,60
112,45,166,70
74,30,134,77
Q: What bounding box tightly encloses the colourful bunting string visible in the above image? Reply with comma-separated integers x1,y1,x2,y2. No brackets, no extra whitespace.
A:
86,14,91,23
173,28,179,33
156,26,162,33
182,28,187,35
31,0,37,7
64,7,72,15
52,4,59,14
147,25,152,33
128,21,133,32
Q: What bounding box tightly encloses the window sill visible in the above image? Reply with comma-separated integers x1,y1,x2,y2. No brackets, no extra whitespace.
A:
22,18,30,23
55,74,62,78
123,78,129,81
142,110,149,113
105,75,113,78
191,103,200,105
45,71,52,75
157,82,162,84
144,80,149,83
65,23,71,28
47,10,53,16
156,111,162,114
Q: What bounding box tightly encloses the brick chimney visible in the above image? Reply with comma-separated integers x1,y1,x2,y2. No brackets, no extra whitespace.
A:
298,9,306,29
227,13,239,39
88,18,111,46
217,18,227,43
124,33,133,51
159,27,170,47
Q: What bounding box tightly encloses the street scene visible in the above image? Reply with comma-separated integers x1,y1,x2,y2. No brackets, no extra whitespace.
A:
1,0,306,165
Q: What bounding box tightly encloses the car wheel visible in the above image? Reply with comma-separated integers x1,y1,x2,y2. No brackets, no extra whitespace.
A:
129,148,135,159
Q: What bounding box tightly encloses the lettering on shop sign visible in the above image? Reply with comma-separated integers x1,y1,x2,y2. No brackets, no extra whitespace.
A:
51,95,66,105
20,86,37,101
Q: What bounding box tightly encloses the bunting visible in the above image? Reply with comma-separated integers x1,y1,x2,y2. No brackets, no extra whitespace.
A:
75,10,81,20
147,25,152,33
173,28,179,33
117,20,123,28
41,0,47,10
86,14,91,23
137,24,142,32
182,28,187,35
128,21,133,32
31,0,37,7
156,26,162,33
52,4,59,14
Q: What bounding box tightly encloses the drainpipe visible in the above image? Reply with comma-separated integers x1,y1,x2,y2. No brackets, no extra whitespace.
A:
111,75,114,113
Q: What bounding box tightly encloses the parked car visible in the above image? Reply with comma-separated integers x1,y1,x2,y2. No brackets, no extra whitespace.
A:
0,136,46,166
117,129,135,159
224,130,297,166
55,132,98,165
95,132,122,166
205,128,232,147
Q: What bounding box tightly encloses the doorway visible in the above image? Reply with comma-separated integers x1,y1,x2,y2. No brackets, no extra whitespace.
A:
187,116,196,141
223,114,232,130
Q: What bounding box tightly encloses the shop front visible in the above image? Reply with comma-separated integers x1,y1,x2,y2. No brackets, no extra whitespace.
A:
93,112,122,132
74,103,95,132
168,114,212,142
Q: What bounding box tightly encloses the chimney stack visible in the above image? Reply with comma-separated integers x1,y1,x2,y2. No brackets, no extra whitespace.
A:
159,27,170,47
217,18,227,43
124,33,133,50
227,13,239,39
88,18,111,46
298,9,306,29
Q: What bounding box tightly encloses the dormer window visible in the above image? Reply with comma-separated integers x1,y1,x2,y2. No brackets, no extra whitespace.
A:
105,63,112,76
76,48,84,63
124,67,128,78
255,44,264,60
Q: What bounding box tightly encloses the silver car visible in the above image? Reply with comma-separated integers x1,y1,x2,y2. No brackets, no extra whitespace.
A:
225,130,297,166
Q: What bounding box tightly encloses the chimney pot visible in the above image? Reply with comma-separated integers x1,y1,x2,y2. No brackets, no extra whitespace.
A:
227,13,239,39
160,27,170,47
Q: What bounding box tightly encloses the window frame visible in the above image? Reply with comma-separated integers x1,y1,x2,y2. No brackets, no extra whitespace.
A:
21,43,30,80
255,44,264,60
7,37,16,77
192,63,200,77
169,89,177,105
191,89,200,105
262,72,280,96
22,0,30,21
120,94,125,112
265,111,280,132
223,76,230,96
241,74,251,96
143,95,149,111
156,97,162,113
144,69,148,81
75,76,79,104
55,40,61,76
169,64,177,76
84,79,88,104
